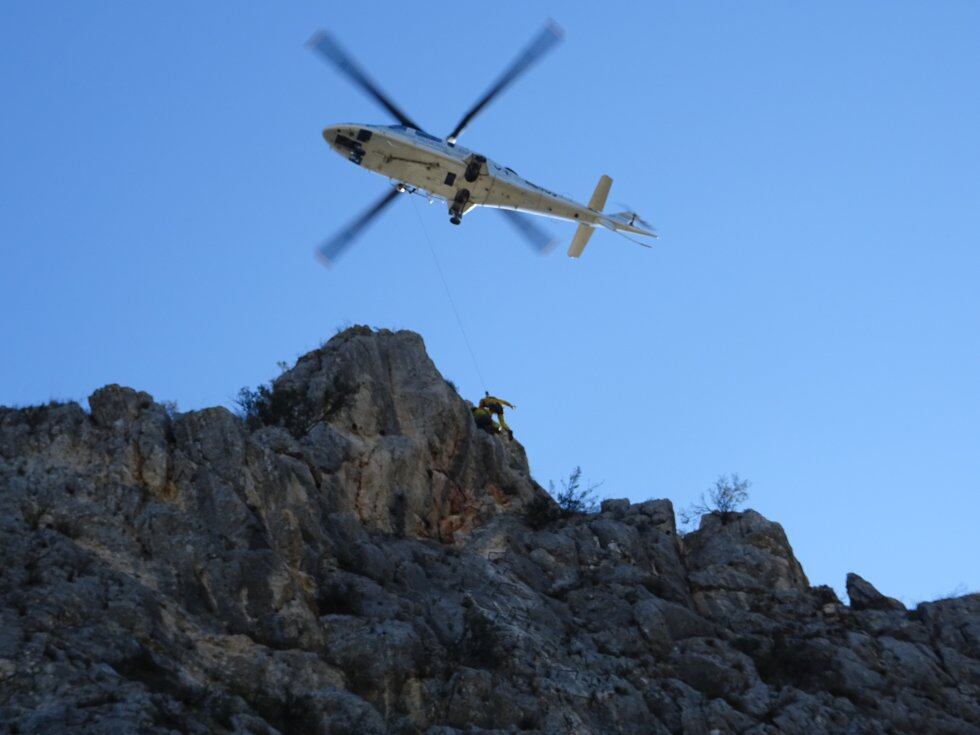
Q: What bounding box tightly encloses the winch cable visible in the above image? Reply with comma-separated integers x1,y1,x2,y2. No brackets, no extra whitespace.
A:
409,196,488,394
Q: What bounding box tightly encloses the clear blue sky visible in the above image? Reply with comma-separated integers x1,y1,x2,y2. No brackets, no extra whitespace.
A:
2,2,978,604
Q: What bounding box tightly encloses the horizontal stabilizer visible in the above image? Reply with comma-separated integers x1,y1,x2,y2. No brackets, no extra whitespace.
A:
567,223,595,258
568,174,612,257
588,175,613,212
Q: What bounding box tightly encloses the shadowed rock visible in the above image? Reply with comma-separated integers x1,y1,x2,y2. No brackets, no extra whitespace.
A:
846,572,906,612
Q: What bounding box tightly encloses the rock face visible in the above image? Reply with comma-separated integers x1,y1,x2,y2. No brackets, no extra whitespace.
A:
1,327,978,734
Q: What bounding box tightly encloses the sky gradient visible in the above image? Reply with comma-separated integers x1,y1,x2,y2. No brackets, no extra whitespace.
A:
2,2,978,604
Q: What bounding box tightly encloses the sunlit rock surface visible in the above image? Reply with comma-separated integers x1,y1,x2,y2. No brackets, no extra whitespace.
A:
1,327,977,734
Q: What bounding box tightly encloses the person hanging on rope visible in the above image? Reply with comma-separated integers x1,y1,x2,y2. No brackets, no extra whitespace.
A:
479,392,516,438
471,405,498,435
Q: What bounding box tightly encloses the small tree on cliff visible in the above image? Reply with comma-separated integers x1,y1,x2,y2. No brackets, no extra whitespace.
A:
552,466,602,515
525,466,603,529
679,474,750,530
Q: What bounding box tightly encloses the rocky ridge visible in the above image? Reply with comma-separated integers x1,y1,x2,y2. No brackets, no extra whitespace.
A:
0,327,977,734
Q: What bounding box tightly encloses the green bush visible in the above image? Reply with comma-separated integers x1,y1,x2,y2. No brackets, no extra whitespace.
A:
234,373,354,438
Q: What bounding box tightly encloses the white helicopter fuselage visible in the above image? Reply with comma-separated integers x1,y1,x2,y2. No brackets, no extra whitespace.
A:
323,123,656,240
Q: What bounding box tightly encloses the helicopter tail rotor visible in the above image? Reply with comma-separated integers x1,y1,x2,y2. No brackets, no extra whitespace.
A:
600,210,660,240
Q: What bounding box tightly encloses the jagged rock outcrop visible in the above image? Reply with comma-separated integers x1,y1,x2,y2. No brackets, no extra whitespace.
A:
1,327,977,734
846,573,906,613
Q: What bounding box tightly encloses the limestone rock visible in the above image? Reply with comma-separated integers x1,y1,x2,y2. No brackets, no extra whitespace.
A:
267,327,543,541
684,510,809,620
1,327,977,734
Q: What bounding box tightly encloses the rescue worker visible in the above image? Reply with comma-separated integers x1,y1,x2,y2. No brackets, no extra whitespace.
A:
479,392,515,438
471,405,498,434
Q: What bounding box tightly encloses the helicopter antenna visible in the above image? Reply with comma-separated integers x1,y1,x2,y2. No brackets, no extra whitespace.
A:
612,230,656,248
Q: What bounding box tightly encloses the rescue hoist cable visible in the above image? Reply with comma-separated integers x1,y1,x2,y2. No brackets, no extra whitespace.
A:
408,197,488,394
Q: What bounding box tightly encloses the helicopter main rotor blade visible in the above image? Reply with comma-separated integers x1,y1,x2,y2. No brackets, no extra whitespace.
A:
496,209,558,254
316,187,402,267
446,21,563,145
308,30,425,132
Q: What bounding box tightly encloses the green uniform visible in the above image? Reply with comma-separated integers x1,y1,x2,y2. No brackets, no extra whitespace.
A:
471,406,497,433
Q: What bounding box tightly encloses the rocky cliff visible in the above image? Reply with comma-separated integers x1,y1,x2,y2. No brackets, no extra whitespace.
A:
1,327,977,734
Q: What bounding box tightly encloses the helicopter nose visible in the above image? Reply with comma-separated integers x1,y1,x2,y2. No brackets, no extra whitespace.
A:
322,125,364,155
322,125,345,144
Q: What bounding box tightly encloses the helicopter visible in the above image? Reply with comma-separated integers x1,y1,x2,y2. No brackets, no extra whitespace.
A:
308,22,659,265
